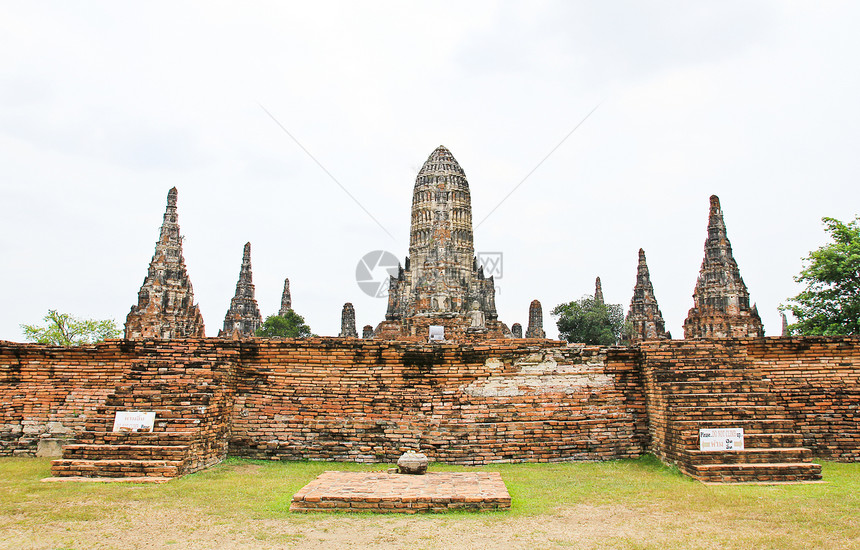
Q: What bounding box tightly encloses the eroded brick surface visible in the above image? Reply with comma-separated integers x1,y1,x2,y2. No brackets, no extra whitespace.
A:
124,188,205,339
684,196,764,339
375,146,510,341
1,336,858,484
290,471,511,513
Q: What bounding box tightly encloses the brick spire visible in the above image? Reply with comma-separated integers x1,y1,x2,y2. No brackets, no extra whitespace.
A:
683,195,764,338
525,299,546,338
219,242,262,337
375,145,508,342
278,278,292,316
594,277,604,305
339,302,358,338
125,188,205,339
625,248,667,343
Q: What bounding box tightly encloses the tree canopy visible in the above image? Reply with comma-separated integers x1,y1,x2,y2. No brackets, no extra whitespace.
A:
21,310,122,345
255,310,313,338
552,295,625,345
781,216,860,335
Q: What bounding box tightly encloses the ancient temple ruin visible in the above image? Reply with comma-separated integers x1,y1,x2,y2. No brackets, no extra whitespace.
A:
525,299,546,338
219,242,262,337
625,249,668,343
594,277,605,305
278,278,292,316
124,188,205,339
339,303,358,338
684,195,764,339
373,146,510,341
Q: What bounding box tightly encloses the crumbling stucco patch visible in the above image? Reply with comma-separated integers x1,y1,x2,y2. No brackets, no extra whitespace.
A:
462,353,613,397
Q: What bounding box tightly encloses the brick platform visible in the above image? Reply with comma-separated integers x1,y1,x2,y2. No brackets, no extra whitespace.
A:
290,471,511,513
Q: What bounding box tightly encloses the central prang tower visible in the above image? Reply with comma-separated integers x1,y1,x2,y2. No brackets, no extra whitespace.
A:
374,145,510,341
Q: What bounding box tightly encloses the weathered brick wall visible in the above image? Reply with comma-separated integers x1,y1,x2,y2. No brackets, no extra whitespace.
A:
748,337,860,460
639,337,860,463
0,340,238,471
0,342,132,456
3,336,858,466
229,339,649,464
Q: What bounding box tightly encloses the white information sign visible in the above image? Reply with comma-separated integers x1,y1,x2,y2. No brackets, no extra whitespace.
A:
112,411,156,433
699,427,744,451
429,325,445,342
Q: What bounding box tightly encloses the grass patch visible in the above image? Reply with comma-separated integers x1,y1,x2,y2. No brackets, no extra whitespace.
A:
0,456,857,549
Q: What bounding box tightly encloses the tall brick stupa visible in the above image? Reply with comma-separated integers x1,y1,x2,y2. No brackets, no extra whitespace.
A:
625,249,668,343
218,242,262,338
683,195,764,339
124,188,205,339
374,146,510,341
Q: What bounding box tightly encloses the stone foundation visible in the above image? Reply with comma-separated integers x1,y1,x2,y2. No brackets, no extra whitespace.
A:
2,336,858,483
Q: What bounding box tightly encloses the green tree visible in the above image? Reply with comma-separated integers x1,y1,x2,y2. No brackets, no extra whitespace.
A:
255,310,313,338
552,295,625,345
21,309,122,345
781,216,860,335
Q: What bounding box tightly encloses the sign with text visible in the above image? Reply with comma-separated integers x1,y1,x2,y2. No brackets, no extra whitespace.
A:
429,325,445,342
699,427,744,451
112,411,156,433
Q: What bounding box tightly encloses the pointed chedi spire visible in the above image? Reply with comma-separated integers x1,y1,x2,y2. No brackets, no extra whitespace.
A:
375,145,508,342
594,277,605,305
219,242,263,337
781,312,789,336
525,299,546,338
339,302,358,338
625,248,667,343
125,187,205,339
278,278,292,316
683,195,764,338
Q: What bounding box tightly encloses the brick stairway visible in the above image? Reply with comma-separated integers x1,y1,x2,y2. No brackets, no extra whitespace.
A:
644,347,821,483
49,353,233,481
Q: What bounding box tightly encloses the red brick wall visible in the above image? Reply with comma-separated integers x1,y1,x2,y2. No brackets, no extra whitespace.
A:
0,340,237,470
2,336,858,465
229,339,649,464
749,337,860,460
639,337,860,463
0,342,132,456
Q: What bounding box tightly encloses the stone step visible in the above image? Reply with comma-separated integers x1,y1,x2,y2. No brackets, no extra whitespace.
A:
678,432,803,449
85,417,203,431
687,462,822,483
668,405,785,420
61,444,190,461
669,419,795,433
683,447,812,465
75,431,196,446
50,459,184,478
654,369,761,382
657,380,771,393
666,392,774,406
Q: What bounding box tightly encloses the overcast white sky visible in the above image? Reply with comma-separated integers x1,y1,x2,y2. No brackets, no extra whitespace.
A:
1,2,858,341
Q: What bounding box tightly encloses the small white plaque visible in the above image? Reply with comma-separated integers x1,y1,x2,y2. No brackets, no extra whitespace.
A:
429,325,445,342
699,427,744,451
112,411,156,433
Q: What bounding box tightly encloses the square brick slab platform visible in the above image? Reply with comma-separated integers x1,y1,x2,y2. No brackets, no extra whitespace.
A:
290,471,511,513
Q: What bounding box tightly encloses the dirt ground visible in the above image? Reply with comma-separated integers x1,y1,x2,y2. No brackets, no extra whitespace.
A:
0,500,809,550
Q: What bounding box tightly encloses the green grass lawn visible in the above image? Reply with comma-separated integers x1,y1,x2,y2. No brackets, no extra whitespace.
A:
0,456,858,549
